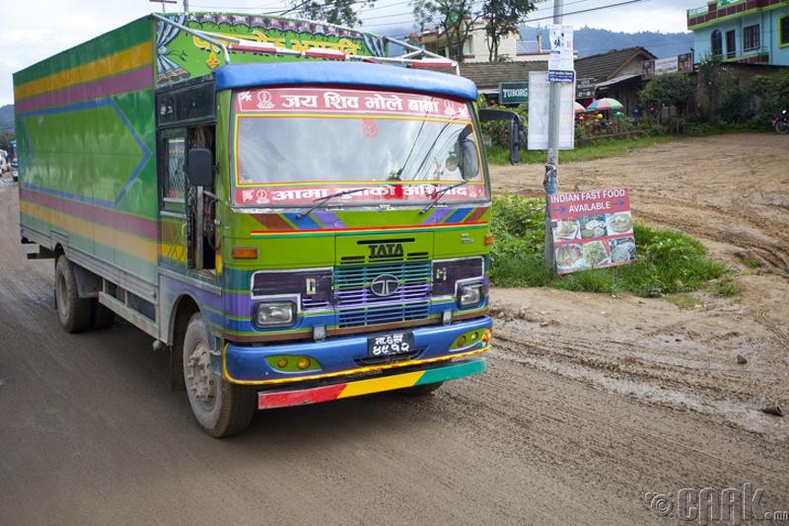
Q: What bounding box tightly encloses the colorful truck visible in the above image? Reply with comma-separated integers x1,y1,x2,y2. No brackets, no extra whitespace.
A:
14,12,497,437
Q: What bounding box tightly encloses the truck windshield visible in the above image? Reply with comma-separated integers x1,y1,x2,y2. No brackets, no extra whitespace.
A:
231,87,488,208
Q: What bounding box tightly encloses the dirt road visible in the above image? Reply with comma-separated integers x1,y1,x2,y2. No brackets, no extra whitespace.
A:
490,133,789,440
1,134,787,525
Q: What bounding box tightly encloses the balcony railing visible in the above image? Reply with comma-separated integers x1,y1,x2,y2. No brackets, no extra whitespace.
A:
687,0,785,28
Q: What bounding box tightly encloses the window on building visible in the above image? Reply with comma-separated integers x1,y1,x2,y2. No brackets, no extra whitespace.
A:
726,30,736,58
780,16,789,45
463,38,474,57
743,24,760,51
711,30,723,57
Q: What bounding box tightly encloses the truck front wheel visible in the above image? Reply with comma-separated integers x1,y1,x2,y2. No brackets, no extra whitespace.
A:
182,313,256,437
54,256,92,333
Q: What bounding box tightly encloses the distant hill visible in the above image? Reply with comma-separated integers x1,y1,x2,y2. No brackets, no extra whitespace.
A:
0,105,13,134
380,24,694,61
520,26,693,60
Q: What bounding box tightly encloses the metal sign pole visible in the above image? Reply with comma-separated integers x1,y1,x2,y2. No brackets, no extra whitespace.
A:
544,0,563,270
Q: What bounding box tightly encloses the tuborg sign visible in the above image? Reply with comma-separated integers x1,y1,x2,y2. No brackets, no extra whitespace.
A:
498,82,529,105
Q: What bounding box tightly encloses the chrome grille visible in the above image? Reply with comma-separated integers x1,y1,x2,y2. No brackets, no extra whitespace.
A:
338,303,430,328
334,261,432,327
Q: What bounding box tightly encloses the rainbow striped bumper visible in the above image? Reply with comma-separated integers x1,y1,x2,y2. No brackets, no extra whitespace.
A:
257,358,486,409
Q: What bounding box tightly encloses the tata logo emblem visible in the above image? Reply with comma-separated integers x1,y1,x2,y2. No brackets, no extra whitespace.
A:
370,274,400,297
368,243,404,260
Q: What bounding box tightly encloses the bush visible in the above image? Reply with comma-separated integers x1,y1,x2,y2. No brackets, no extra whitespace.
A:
489,194,730,297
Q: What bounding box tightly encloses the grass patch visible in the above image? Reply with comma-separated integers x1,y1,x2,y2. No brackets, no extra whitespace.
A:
490,194,730,297
713,279,741,297
666,294,704,309
485,135,675,165
741,257,761,269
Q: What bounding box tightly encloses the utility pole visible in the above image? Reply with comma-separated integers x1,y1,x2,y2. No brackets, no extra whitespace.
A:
543,0,563,270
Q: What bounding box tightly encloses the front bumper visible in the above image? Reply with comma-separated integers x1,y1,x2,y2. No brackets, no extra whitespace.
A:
256,358,486,409
223,316,492,384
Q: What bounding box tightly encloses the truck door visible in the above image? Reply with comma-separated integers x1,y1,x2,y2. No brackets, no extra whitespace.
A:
156,80,217,275
185,125,217,272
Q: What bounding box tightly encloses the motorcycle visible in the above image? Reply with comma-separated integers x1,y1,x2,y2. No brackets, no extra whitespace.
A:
774,109,789,134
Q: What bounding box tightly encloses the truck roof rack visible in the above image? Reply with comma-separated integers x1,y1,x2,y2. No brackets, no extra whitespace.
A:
151,12,460,75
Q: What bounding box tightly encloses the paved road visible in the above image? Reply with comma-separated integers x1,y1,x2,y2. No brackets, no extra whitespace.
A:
0,179,787,525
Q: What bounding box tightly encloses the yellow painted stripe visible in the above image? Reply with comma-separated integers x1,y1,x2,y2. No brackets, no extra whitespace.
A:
15,42,153,101
338,371,425,398
159,242,188,264
21,201,157,261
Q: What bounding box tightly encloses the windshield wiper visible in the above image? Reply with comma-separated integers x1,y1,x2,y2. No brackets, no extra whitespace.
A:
297,187,369,218
420,180,469,214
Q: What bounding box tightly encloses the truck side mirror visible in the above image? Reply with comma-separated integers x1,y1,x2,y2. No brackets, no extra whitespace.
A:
459,138,479,181
508,116,521,166
478,108,521,166
187,148,214,187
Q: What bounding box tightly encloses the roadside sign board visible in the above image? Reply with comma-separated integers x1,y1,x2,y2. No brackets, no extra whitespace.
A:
576,78,595,99
499,82,529,105
548,24,574,83
548,187,636,274
527,71,575,150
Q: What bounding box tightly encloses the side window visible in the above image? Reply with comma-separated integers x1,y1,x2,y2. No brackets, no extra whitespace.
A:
164,135,186,201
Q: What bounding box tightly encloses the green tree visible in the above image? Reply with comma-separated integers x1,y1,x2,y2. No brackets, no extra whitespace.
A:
751,69,789,118
639,73,696,133
0,132,14,157
695,53,727,123
413,0,478,62
292,0,375,27
483,0,537,62
413,0,537,63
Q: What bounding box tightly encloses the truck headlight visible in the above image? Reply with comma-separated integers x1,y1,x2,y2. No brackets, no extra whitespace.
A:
254,302,296,327
458,283,483,308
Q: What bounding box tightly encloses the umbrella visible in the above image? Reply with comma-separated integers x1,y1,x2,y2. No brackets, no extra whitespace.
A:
574,101,586,113
586,98,624,111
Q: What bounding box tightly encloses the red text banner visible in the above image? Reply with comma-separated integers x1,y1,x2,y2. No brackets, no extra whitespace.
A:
235,87,472,120
235,183,487,206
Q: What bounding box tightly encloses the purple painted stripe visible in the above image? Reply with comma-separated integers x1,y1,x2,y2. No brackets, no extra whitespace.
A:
16,66,153,113
312,210,346,228
421,207,454,225
22,188,157,240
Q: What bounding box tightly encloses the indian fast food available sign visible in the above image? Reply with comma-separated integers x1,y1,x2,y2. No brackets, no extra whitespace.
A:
548,187,636,274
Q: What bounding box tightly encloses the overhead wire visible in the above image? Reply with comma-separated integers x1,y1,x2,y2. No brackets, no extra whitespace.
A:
187,0,687,38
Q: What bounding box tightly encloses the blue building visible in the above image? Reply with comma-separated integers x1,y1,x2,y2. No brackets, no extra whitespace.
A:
688,0,789,66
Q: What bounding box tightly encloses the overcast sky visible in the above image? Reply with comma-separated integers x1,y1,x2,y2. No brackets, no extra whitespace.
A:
2,0,699,106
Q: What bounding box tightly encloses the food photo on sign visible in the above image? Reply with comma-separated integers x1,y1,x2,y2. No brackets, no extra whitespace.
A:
548,188,637,274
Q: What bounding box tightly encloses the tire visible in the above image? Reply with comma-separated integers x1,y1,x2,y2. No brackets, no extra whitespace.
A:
775,121,789,134
54,256,92,333
398,382,444,397
182,313,256,437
